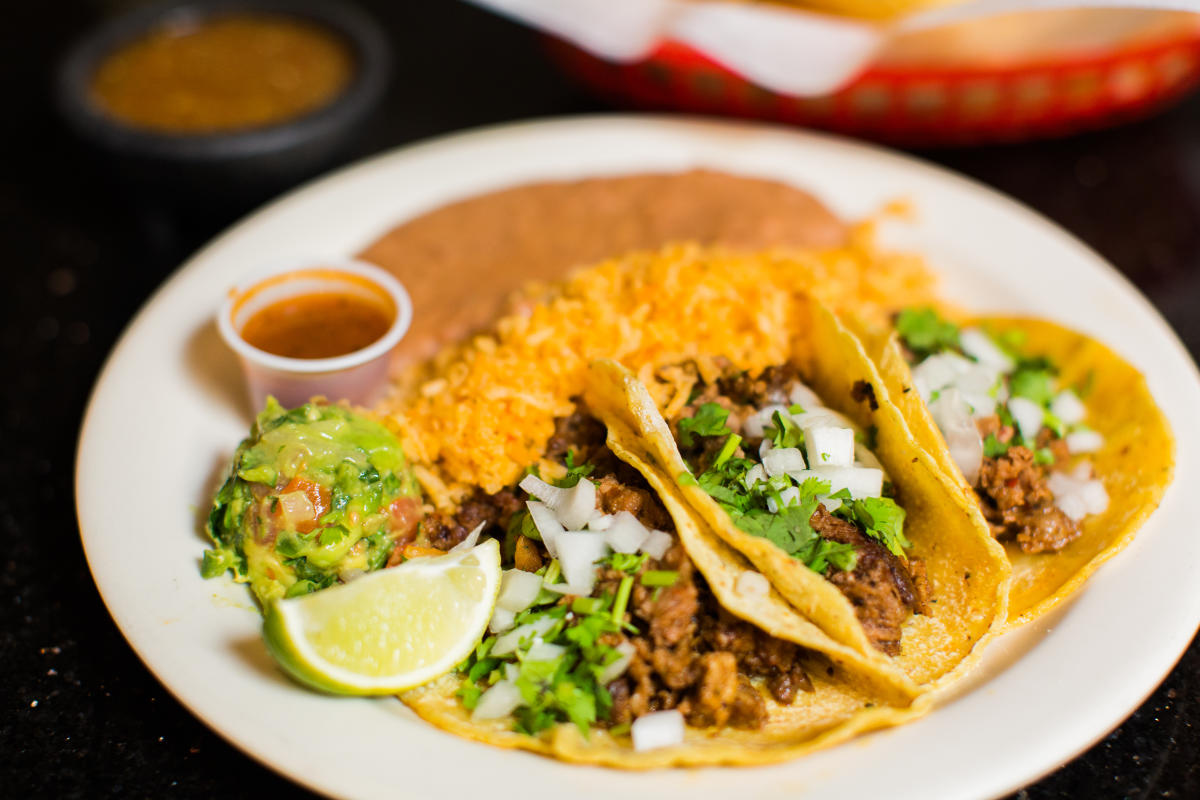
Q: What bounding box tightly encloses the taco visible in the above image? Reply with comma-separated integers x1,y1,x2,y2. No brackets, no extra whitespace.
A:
401,387,926,767
593,294,1011,689
869,308,1174,624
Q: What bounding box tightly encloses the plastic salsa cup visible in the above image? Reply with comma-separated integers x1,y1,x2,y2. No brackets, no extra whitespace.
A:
217,259,412,411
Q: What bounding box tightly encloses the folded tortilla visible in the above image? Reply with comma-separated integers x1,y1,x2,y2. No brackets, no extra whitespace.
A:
403,379,930,767
583,293,1012,691
871,315,1174,625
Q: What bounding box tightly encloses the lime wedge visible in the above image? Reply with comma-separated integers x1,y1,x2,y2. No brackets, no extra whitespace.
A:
262,539,500,695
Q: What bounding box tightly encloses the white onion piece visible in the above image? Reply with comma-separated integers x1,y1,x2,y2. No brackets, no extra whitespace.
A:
957,360,1004,396
556,532,610,596
803,466,884,500
497,569,543,613
556,479,597,531
766,486,800,513
758,437,774,460
489,607,516,634
960,327,1015,371
930,388,983,484
803,426,854,468
1066,430,1104,454
792,407,857,434
789,381,823,411
604,511,650,553
735,570,769,598
632,710,685,751
1080,480,1110,515
1072,460,1095,481
763,447,806,477
961,391,997,419
526,501,564,558
587,512,614,531
519,474,567,509
598,641,637,685
912,352,972,399
450,521,486,553
1055,491,1088,522
1051,390,1087,426
277,491,315,528
854,441,883,469
471,680,523,721
1008,397,1046,441
743,463,768,490
491,617,557,656
743,404,788,439
525,640,567,662
640,530,673,560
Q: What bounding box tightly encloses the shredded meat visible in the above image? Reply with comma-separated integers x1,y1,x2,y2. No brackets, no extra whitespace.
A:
512,534,543,572
974,425,1081,554
812,507,925,656
418,488,522,550
596,475,674,531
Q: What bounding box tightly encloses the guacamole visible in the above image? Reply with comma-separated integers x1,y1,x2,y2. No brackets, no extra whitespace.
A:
202,398,422,607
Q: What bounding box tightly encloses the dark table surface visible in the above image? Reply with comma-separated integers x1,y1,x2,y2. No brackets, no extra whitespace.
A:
4,1,1198,797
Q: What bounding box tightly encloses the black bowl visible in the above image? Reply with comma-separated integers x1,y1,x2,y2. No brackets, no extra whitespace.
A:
56,0,391,207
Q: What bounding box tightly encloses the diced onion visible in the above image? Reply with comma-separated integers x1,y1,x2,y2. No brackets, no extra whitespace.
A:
912,352,972,400
956,360,1004,396
587,512,614,531
960,327,1015,371
766,486,800,513
640,530,673,560
277,491,315,528
792,407,857,434
930,388,983,485
1047,470,1109,521
556,479,597,531
471,680,523,721
604,511,650,553
491,617,556,656
1072,460,1094,481
450,521,486,553
735,570,769,598
525,640,567,662
598,641,637,685
743,463,768,490
819,497,843,513
763,447,806,477
789,381,823,410
1007,396,1045,441
809,466,884,499
489,607,516,634
803,426,854,468
1051,390,1087,426
497,569,543,613
556,532,610,596
743,405,788,439
1066,430,1104,454
960,391,997,420
1080,480,1110,515
631,710,685,751
527,501,564,557
854,442,883,469
519,474,567,509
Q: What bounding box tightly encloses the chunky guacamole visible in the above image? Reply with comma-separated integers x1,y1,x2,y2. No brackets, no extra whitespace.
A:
202,398,422,606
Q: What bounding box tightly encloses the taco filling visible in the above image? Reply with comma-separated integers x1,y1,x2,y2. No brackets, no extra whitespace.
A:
894,307,1110,554
422,403,820,743
662,361,930,656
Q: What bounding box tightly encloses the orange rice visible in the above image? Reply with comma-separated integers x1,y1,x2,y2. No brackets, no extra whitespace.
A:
377,230,937,498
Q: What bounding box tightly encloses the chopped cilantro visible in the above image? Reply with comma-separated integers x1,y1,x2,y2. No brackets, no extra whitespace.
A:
895,307,961,359
839,497,910,559
677,402,731,447
1009,365,1056,406
1034,447,1055,466
556,450,596,488
1043,411,1065,439
983,434,1010,458
712,433,743,468
602,552,649,574
764,410,805,449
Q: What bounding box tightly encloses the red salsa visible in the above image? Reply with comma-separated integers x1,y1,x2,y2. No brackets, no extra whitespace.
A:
241,291,393,359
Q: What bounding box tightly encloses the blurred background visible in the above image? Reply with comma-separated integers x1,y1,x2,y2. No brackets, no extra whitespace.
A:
3,0,1198,796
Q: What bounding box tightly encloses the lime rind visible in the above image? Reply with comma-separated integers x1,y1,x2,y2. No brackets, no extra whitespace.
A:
262,540,500,695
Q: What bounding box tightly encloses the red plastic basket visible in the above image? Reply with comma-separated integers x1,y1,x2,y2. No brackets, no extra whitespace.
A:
545,26,1200,146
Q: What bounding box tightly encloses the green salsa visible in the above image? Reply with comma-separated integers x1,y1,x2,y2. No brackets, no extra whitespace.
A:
202,398,422,607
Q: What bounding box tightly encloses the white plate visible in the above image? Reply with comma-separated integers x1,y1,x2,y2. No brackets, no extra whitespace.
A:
76,116,1200,800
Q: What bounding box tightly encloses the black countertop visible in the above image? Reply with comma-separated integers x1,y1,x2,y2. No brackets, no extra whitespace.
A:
3,1,1197,797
